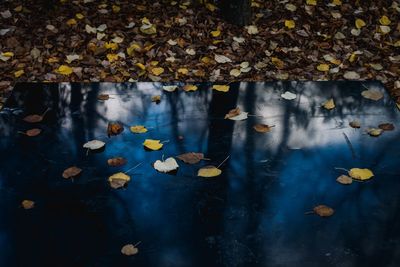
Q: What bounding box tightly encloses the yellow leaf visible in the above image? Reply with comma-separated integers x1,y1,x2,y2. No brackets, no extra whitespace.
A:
21,200,35,209
183,85,198,92
112,5,120,13
205,3,217,11
271,57,284,69
104,42,118,50
212,85,230,92
151,67,164,76
198,166,222,178
106,53,119,62
284,20,295,29
177,68,189,75
143,139,163,150
14,5,23,12
322,98,335,110
14,69,24,78
397,103,400,110
306,0,317,6
140,24,157,35
367,128,383,137
108,172,131,189
332,0,341,5
349,52,357,63
56,65,73,75
201,56,211,64
394,40,400,47
75,13,84,19
66,18,77,26
48,57,59,63
150,61,159,66
317,63,330,72
379,15,391,26
152,95,161,102
348,168,374,181
211,30,221,37
355,18,366,29
212,40,223,45
2,52,14,57
127,44,141,56
136,63,146,70
130,125,148,133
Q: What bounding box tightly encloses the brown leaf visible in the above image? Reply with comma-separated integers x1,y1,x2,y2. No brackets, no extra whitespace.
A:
23,108,49,123
26,128,42,137
313,205,334,217
224,107,241,119
21,200,35,210
107,157,127,167
62,166,82,179
107,122,124,137
176,152,205,164
121,244,139,256
336,175,353,185
253,124,274,133
98,94,110,100
378,123,395,131
361,89,383,101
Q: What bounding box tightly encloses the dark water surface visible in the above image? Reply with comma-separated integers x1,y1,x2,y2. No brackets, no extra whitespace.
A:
0,82,399,267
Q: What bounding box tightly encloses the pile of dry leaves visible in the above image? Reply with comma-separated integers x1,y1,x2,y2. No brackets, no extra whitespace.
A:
0,0,399,104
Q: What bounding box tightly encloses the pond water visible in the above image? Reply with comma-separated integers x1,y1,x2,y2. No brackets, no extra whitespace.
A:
0,82,399,267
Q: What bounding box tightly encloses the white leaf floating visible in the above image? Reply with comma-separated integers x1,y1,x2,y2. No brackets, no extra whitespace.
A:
163,85,178,92
153,157,179,173
281,91,297,100
229,112,248,121
83,140,105,150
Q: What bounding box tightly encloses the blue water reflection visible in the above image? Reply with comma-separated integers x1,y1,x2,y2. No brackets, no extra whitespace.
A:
0,82,399,267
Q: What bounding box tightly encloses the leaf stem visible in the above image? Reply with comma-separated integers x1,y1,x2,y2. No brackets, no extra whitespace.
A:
217,155,230,169
125,162,143,174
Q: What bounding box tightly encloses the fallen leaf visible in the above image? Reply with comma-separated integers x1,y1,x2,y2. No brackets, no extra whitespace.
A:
361,89,383,101
197,166,222,178
62,166,82,179
224,107,248,120
214,54,232,63
107,157,127,167
317,63,330,72
378,123,394,131
151,67,164,76
343,71,360,80
108,172,130,189
212,85,229,92
306,0,317,6
281,91,297,100
313,205,334,217
107,122,124,137
26,128,42,137
121,244,138,256
21,200,35,210
152,95,161,103
349,120,361,128
229,69,241,77
253,124,274,133
367,128,383,137
153,157,179,173
322,99,335,110
245,25,258,35
348,168,374,180
183,85,198,92
177,152,205,164
14,69,24,78
163,85,177,92
97,94,110,100
211,30,220,37
130,125,148,134
23,109,49,123
56,65,73,76
355,18,366,29
106,53,119,62
379,15,391,26
143,139,163,150
284,20,295,29
83,140,105,150
336,175,353,185
379,25,391,34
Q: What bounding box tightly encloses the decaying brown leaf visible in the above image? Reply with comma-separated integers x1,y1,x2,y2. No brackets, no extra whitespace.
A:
378,123,394,131
151,95,161,103
97,94,110,100
336,175,353,185
26,128,42,137
107,122,124,137
176,152,205,164
21,200,35,210
224,107,241,119
107,157,127,167
62,166,82,179
23,108,50,123
361,89,383,101
121,244,139,256
313,205,334,217
253,124,275,133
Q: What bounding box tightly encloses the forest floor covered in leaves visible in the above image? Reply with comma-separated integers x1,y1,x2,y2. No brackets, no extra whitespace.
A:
0,0,399,105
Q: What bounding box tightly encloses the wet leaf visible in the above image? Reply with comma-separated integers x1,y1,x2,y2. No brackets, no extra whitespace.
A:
212,85,229,92
62,166,82,179
97,94,110,100
14,69,24,78
245,25,258,35
107,122,124,137
151,95,161,103
284,20,295,29
322,99,335,110
379,15,391,26
151,67,164,76
153,157,179,173
313,205,334,217
197,166,222,178
214,54,232,63
163,85,177,92
317,64,330,72
183,85,198,92
121,244,138,256
349,120,361,128
336,175,353,185
254,124,274,133
367,128,383,137
107,157,127,167
176,152,205,164
130,125,148,134
143,139,163,150
348,168,374,181
108,172,130,189
378,123,394,131
281,91,297,100
23,109,49,123
355,18,366,29
361,89,383,101
55,65,73,75
26,128,42,137
306,0,317,6
83,140,105,150
343,71,360,80
21,200,35,210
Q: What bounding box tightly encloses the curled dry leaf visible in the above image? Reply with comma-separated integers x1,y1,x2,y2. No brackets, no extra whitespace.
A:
97,94,110,100
348,168,374,181
197,166,222,178
313,205,334,217
322,99,335,110
130,125,148,133
26,128,42,137
253,124,274,133
176,152,205,164
153,157,179,173
107,157,127,167
62,166,82,179
378,123,394,131
143,139,163,150
23,108,49,123
107,122,124,137
224,107,248,121
349,120,361,128
22,200,35,210
121,244,138,256
367,128,383,137
336,175,353,185
361,89,383,101
212,85,229,92
108,172,130,189
83,140,105,150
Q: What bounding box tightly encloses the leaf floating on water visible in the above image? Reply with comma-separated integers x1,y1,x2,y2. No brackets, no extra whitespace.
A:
322,99,335,110
336,175,353,185
108,172,130,189
197,166,222,178
313,205,334,217
378,123,394,131
25,128,42,137
83,140,105,150
107,157,127,167
349,120,361,128
280,91,297,100
253,124,274,133
183,85,198,92
97,94,110,100
130,125,148,133
163,85,177,92
224,107,248,121
176,152,205,164
21,200,35,210
107,122,124,137
62,166,82,179
348,168,374,181
23,108,50,123
361,89,383,101
151,95,161,103
212,85,230,92
367,128,383,137
153,157,179,173
121,244,139,256
143,139,163,150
